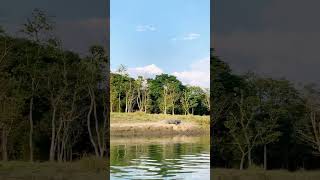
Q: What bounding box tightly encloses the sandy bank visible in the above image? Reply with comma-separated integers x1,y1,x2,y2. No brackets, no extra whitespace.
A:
110,122,208,136
110,135,209,145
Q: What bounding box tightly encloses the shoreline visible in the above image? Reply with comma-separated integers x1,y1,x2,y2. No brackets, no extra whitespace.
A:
110,135,210,146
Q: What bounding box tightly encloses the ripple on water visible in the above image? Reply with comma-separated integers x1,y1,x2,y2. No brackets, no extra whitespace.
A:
110,136,210,180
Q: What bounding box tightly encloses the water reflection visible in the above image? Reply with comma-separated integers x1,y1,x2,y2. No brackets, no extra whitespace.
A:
110,136,210,180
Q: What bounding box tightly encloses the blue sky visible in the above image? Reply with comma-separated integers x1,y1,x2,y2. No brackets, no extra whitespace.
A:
111,0,210,88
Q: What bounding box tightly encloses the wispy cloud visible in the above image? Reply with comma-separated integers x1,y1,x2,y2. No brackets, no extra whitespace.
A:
136,24,156,32
171,33,201,41
183,33,200,40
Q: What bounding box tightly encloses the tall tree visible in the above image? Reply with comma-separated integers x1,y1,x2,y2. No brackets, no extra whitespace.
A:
224,92,261,169
115,65,127,113
82,45,108,157
21,8,54,162
135,76,145,112
297,85,320,155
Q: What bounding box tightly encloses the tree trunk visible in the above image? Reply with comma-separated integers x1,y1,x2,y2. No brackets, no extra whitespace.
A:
118,93,121,113
29,96,34,162
144,91,148,113
70,148,73,161
110,100,113,113
49,106,57,161
102,104,108,157
164,98,167,114
144,96,147,113
1,129,8,161
172,105,175,115
163,88,167,114
264,144,267,170
125,95,128,113
87,88,99,157
240,153,245,170
248,148,252,167
93,97,102,157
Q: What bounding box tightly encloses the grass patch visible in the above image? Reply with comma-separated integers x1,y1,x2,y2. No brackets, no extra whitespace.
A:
111,112,210,127
213,168,320,180
0,157,108,180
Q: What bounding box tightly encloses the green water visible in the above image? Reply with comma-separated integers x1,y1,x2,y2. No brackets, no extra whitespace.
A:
110,135,210,180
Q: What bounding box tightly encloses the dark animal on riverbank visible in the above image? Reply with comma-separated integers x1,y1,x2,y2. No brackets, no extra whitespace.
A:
165,119,181,125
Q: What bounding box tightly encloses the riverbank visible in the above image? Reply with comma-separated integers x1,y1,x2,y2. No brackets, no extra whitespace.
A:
213,168,320,180
111,135,210,146
0,157,108,180
110,112,210,136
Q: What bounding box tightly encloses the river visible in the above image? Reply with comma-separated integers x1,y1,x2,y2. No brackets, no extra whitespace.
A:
110,135,210,180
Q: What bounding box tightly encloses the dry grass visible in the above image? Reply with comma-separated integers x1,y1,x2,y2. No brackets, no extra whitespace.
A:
111,112,209,125
110,112,210,136
213,168,320,180
0,157,108,180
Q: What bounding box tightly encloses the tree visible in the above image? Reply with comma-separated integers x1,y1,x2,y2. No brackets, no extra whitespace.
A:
297,85,320,155
181,87,197,115
181,88,191,115
224,92,261,169
0,76,23,161
162,83,168,114
211,50,242,141
21,8,54,43
0,28,11,69
142,79,150,113
115,65,127,113
256,108,281,170
203,88,210,111
134,76,150,113
46,45,68,161
110,75,118,113
21,8,54,162
135,76,145,112
124,77,136,113
167,81,180,115
254,78,286,170
0,14,111,162
81,45,108,157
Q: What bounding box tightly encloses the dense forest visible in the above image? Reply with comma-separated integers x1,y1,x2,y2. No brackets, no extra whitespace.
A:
110,67,210,116
0,9,109,162
211,48,320,171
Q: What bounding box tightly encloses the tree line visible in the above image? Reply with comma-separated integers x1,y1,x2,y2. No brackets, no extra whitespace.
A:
211,48,320,170
0,9,109,162
110,66,210,116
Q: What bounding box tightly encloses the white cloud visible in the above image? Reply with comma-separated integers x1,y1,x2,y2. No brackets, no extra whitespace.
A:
172,57,210,88
136,25,156,32
128,64,163,78
113,58,209,88
171,33,201,41
182,33,200,40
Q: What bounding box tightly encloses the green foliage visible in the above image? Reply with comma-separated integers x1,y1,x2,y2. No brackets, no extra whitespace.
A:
110,70,209,115
0,15,108,161
21,8,54,43
212,49,319,171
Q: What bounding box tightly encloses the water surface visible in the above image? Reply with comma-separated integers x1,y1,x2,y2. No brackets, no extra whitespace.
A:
110,135,210,180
